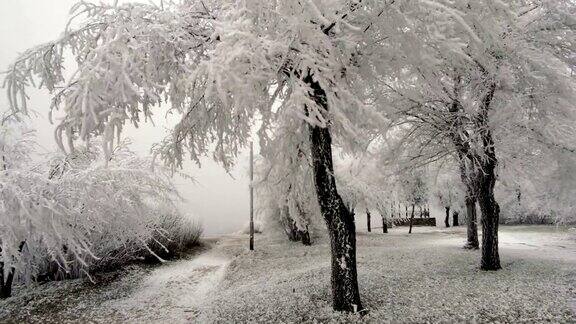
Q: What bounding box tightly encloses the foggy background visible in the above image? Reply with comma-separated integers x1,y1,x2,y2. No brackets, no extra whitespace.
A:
0,0,251,235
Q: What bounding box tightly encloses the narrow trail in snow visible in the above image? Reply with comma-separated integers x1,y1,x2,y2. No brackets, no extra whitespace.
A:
105,244,230,323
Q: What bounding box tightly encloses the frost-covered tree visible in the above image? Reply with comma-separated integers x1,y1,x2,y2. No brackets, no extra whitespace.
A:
337,155,393,232
434,171,464,228
0,113,37,298
374,0,576,268
0,113,193,297
397,168,428,233
3,0,400,311
497,136,576,225
256,120,318,245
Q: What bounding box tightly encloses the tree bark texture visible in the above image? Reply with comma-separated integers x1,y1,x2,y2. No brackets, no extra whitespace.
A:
305,73,362,312
478,179,501,270
444,207,450,228
476,83,501,271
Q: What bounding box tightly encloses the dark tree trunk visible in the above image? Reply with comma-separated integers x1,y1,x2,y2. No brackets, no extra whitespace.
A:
0,257,6,298
408,204,415,234
305,73,362,312
0,250,4,298
298,226,312,246
366,209,371,233
464,198,479,249
476,141,501,270
0,268,14,299
476,82,501,271
453,211,459,226
444,207,450,227
478,174,501,270
458,159,480,249
0,242,25,299
382,216,388,233
405,205,408,218
0,264,14,299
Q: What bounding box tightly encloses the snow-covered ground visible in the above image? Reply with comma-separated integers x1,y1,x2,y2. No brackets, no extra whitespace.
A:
1,225,574,323
202,225,576,323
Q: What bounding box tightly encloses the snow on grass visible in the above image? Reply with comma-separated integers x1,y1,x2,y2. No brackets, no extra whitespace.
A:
0,245,215,323
202,226,576,323
1,226,574,323
0,264,151,323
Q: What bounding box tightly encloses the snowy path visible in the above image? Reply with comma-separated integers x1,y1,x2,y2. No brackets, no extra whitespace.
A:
105,248,230,323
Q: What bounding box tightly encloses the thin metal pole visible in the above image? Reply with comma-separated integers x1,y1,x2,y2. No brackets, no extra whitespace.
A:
249,141,254,251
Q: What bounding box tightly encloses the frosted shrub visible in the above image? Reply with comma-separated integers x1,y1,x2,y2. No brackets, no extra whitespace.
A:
150,209,203,259
41,143,202,278
1,123,201,295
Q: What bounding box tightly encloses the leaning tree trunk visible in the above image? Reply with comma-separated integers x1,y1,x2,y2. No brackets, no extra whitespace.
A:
464,197,479,249
408,204,415,234
366,209,371,233
476,82,501,271
444,207,450,228
305,74,362,313
476,142,501,270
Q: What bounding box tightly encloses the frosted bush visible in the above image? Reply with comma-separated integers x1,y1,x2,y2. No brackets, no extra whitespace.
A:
1,119,201,292
151,209,203,259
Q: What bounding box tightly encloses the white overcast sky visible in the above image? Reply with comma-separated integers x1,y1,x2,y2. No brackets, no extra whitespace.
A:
0,0,251,235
